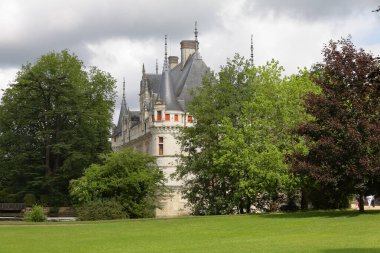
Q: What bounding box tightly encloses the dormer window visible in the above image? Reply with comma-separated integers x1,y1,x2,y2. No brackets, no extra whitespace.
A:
157,111,162,121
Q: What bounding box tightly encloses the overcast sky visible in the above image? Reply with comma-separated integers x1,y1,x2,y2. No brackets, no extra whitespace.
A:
1,0,379,122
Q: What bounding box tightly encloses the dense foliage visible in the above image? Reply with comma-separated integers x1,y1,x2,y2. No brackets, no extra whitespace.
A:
75,199,127,220
0,50,116,205
70,148,167,218
175,55,319,215
290,38,380,211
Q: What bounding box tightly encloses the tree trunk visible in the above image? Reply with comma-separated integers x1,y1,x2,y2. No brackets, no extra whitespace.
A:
246,200,251,214
53,115,61,172
239,201,244,214
45,134,52,176
358,193,365,213
301,187,309,210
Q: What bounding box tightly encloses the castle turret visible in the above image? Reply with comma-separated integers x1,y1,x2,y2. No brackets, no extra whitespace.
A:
158,35,182,111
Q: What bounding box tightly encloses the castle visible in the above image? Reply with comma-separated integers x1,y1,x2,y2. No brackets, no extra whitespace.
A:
112,26,209,217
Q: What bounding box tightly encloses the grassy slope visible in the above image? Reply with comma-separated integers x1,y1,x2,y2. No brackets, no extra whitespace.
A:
1,210,380,253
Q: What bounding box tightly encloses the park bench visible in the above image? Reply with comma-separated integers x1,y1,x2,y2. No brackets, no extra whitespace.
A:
0,203,25,218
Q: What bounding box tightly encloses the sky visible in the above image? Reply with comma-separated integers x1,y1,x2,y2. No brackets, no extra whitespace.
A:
0,0,379,123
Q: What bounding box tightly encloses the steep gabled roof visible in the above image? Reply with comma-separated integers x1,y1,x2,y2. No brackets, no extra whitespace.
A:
173,53,209,109
146,74,161,94
113,96,127,137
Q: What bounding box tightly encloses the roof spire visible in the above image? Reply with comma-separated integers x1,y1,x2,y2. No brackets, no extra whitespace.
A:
156,59,158,75
163,35,168,71
142,64,145,75
122,77,126,102
194,21,199,52
250,34,254,65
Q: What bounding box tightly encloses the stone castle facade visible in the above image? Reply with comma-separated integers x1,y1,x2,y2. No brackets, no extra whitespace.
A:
112,28,209,217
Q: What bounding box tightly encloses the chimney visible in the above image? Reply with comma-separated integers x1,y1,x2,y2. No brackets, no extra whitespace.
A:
168,56,179,69
180,40,197,68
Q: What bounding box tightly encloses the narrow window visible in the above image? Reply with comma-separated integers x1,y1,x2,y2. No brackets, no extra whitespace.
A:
157,111,162,121
174,114,179,121
158,137,164,155
165,114,170,121
187,115,193,123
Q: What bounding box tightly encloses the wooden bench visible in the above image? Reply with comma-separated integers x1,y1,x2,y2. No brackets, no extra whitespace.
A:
0,203,25,217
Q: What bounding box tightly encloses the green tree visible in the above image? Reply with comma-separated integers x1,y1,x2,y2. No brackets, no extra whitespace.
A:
290,38,380,212
176,55,318,214
70,148,167,218
0,50,116,205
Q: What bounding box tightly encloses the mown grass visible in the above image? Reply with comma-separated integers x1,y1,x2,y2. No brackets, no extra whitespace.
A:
1,210,380,253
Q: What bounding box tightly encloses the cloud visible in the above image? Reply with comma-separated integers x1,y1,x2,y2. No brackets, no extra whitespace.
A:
0,0,379,123
243,0,380,21
86,38,162,113
0,0,222,67
0,67,18,97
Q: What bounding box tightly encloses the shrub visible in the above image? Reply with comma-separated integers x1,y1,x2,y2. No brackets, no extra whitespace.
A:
70,148,167,218
24,205,46,222
76,199,127,221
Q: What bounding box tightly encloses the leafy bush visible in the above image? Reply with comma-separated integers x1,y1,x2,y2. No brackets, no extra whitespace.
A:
70,148,167,218
76,199,127,221
24,205,46,222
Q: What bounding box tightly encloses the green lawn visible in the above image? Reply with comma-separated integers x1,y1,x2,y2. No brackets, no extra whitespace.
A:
1,210,380,253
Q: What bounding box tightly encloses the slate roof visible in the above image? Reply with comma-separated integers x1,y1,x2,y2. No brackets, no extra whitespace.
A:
142,52,208,111
146,74,161,94
174,53,209,109
113,96,127,136
158,66,183,111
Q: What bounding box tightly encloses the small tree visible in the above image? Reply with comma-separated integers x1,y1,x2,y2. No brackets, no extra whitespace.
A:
70,148,167,219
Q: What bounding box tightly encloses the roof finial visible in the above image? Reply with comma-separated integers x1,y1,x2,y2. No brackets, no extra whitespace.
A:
250,34,254,65
164,35,168,71
194,21,199,52
156,59,158,75
122,77,126,102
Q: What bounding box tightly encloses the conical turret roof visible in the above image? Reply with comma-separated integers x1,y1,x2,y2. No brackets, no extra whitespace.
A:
157,35,182,111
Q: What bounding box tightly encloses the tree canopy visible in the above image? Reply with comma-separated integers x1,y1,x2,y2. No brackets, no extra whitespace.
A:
175,55,319,215
70,148,167,218
290,38,380,211
0,50,116,205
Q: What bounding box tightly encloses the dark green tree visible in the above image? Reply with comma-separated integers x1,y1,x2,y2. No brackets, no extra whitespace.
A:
0,50,116,205
290,38,380,212
70,148,167,218
175,55,318,214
